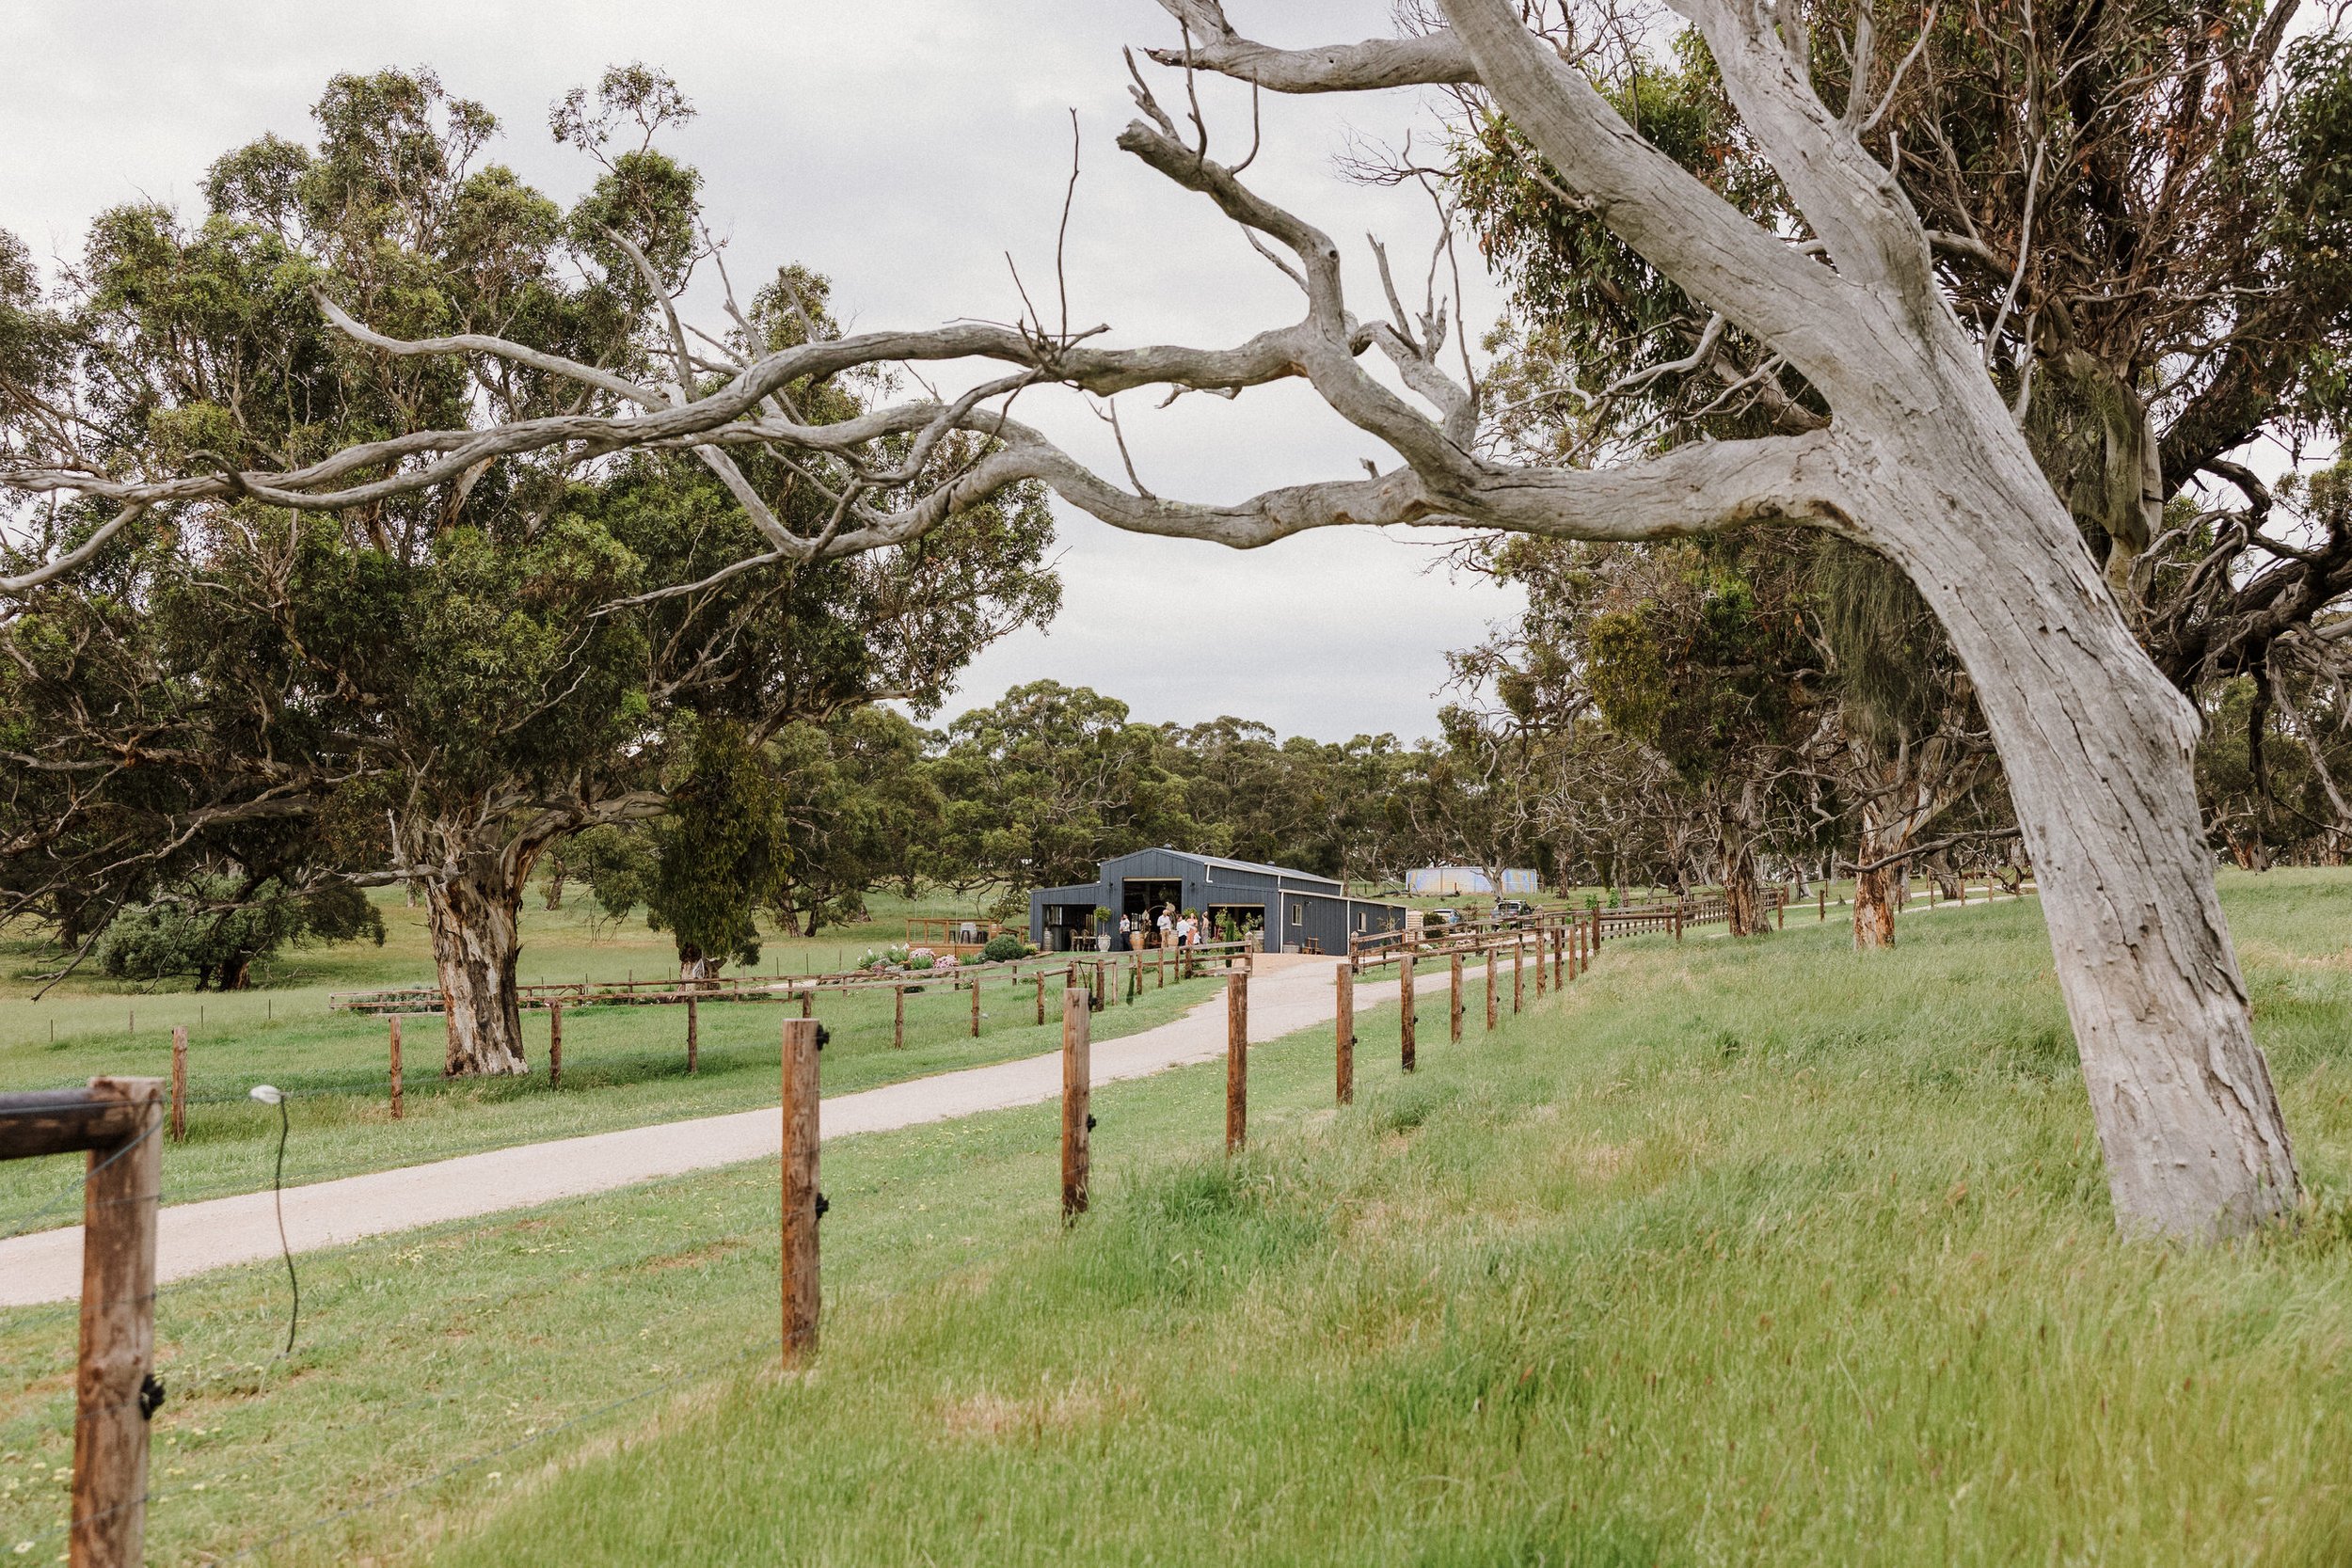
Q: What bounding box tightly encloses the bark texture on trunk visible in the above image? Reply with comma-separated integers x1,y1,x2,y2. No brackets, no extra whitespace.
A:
1181,0,2308,1241
1867,406,2299,1238
1720,838,1766,937
1851,862,1897,949
427,864,529,1078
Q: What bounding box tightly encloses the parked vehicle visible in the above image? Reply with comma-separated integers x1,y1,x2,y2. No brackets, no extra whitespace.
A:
1495,899,1532,918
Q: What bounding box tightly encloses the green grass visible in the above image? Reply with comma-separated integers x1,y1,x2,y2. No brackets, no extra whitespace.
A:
7,871,2352,1563
0,885,1224,1213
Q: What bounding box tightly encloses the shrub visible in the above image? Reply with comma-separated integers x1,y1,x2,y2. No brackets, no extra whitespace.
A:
907,953,936,971
97,873,385,990
980,933,1028,962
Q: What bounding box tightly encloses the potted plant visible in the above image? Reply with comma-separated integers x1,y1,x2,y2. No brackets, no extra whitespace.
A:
1092,906,1113,953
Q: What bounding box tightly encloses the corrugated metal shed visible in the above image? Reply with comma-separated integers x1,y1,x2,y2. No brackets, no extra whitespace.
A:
1028,847,1407,955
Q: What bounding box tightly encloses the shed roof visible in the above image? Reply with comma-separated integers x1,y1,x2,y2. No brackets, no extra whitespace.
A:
1103,847,1344,889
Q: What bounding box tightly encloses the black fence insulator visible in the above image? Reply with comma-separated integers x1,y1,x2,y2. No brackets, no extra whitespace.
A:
814,1192,830,1220
814,1023,831,1051
1086,1114,1097,1132
138,1373,166,1420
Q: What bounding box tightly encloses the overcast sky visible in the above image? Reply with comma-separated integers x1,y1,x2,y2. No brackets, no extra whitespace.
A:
0,1,1525,744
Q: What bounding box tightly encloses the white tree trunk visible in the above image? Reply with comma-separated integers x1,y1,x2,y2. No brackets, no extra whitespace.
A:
1865,396,2297,1238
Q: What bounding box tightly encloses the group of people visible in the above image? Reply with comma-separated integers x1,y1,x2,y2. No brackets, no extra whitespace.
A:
1117,906,1210,950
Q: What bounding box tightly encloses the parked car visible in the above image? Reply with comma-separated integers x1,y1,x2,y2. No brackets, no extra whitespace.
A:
1495,899,1532,917
1428,908,1463,926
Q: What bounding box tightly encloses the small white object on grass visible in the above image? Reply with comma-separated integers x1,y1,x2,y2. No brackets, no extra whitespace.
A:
249,1085,283,1105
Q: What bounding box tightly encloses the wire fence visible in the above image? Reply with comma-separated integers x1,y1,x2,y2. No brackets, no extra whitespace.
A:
0,1078,1070,1563
0,962,1246,1226
0,933,1570,1561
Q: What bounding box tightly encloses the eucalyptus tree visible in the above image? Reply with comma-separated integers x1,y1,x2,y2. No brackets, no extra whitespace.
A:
1470,533,1829,932
1451,1,2335,940
1455,0,2352,685
1126,0,2317,1234
1812,541,2005,944
767,706,944,935
929,682,1201,899
1166,720,1433,883
1,6,2315,1229
0,68,1055,1071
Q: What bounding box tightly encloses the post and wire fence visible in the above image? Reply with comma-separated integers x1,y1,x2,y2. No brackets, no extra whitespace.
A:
0,881,2038,1559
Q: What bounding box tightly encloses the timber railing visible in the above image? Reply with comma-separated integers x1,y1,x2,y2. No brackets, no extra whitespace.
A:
1346,907,1550,960
327,940,1260,1017
1344,874,2045,958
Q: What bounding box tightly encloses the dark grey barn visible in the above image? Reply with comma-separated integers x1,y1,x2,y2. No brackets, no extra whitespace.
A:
1027,847,1408,956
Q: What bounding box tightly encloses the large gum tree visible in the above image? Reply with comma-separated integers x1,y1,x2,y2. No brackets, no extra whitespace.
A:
0,68,1056,1075
0,3,2312,1234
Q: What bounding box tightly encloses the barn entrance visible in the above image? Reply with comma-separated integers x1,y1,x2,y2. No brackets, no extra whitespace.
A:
1123,879,1182,943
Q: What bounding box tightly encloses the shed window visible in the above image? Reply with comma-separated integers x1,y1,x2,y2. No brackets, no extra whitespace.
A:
1291,901,1303,926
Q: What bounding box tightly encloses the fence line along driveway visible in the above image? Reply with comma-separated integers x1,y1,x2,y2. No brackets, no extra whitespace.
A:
0,957,1459,1307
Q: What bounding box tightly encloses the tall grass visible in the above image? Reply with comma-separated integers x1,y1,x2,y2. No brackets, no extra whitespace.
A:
436,873,2352,1566
6,872,2348,1564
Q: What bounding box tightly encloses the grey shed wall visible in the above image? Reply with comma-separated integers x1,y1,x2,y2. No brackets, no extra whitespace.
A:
1029,848,1406,954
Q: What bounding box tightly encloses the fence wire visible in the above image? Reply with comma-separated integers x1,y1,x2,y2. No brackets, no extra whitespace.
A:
0,946,1469,1562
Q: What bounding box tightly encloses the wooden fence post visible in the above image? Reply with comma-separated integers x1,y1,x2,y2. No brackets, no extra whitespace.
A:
1336,963,1355,1105
168,1027,186,1144
1226,972,1248,1153
1486,946,1499,1030
73,1076,163,1568
1400,954,1417,1072
686,996,699,1076
1514,938,1525,1014
1035,972,1045,1026
389,1016,405,1118
1674,901,1684,942
781,1018,821,1362
1062,988,1091,1220
970,979,981,1038
545,1005,559,1092
1534,928,1549,997
1820,885,1827,922
893,985,906,1050
802,990,814,1020
1553,925,1565,989
1777,888,1787,929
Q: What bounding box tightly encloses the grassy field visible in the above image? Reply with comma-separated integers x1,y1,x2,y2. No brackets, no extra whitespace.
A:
8,871,2349,1563
0,887,1229,1213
